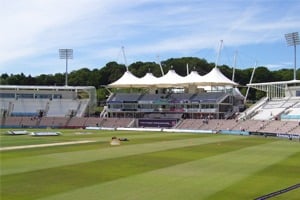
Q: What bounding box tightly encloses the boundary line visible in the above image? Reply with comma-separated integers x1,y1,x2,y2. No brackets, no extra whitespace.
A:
254,183,300,200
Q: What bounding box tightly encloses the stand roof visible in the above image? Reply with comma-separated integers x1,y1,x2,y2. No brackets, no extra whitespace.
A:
108,67,238,88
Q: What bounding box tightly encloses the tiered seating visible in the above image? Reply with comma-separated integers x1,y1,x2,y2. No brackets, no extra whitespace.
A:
0,99,11,110
76,100,89,117
252,108,285,120
251,98,300,120
198,119,222,131
176,119,214,130
289,124,300,134
100,118,133,128
20,117,39,127
1,117,22,127
1,98,89,118
169,93,194,102
263,100,285,109
191,92,226,103
50,117,68,127
215,120,240,131
276,121,298,133
176,118,299,134
176,119,196,129
177,119,267,132
139,94,165,102
286,107,300,115
259,121,289,133
281,101,300,120
231,120,268,132
109,93,141,102
238,97,268,120
67,117,88,127
85,117,103,127
47,99,79,117
144,113,182,119
221,120,300,134
38,117,68,127
10,99,48,116
38,117,53,127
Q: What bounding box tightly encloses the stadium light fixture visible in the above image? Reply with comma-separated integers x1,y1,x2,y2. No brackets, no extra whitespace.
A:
59,49,73,86
285,32,299,80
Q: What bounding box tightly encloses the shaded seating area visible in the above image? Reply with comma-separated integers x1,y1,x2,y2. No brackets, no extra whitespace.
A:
168,93,195,103
108,93,141,102
138,94,167,103
191,92,226,103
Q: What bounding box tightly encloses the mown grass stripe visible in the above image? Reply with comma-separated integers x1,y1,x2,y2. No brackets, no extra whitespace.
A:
37,140,299,200
0,140,95,151
207,151,300,199
1,134,240,176
1,133,203,159
1,137,270,200
0,130,171,147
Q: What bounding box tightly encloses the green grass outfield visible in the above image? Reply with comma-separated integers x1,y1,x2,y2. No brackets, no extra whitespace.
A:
0,129,299,200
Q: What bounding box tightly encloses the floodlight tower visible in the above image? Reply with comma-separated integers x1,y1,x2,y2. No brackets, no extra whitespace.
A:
285,32,299,80
59,49,73,86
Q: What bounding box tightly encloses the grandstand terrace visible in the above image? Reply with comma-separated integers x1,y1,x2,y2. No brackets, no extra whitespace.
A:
105,67,243,125
242,80,300,121
102,68,300,134
0,85,96,118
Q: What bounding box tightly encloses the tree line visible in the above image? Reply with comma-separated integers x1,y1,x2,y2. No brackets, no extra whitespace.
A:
0,57,298,102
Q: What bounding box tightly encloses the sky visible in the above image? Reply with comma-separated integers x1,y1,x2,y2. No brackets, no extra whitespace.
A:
0,0,300,76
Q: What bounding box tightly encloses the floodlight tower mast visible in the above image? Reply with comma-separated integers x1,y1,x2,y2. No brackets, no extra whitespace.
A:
121,46,128,71
232,51,237,81
156,55,165,76
59,49,73,86
244,61,257,104
215,40,223,68
285,32,299,80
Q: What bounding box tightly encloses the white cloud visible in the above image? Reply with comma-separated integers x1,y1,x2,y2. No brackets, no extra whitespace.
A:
0,0,300,75
264,62,294,70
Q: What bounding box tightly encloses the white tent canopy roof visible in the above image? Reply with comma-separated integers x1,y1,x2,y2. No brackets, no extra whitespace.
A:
200,67,238,86
153,70,185,88
108,71,141,88
135,72,159,87
108,67,238,88
182,70,204,86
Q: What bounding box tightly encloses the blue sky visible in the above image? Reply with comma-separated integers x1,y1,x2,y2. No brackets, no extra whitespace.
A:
0,0,299,76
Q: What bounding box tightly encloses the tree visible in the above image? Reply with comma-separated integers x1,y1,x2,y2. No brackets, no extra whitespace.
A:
68,68,92,86
0,73,9,84
273,69,293,81
128,61,161,77
252,67,274,83
99,62,126,85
